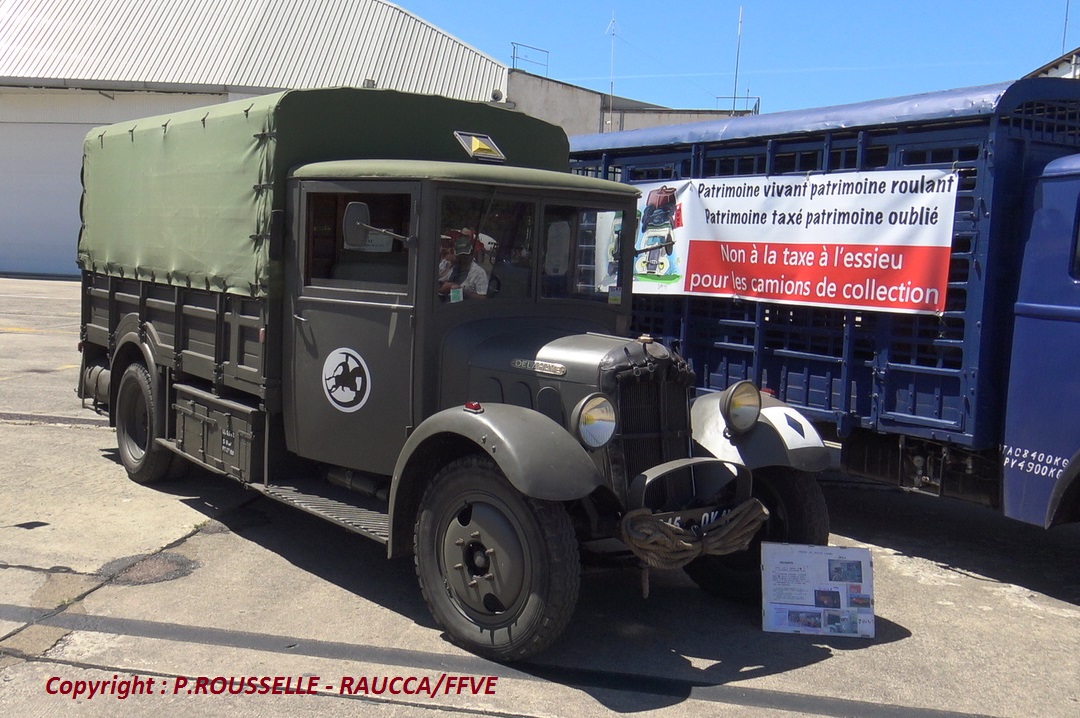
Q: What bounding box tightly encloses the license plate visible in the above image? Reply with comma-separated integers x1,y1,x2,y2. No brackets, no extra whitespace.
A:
651,505,730,533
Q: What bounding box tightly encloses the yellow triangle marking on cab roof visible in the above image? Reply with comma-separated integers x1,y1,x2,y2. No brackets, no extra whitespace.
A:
454,131,506,163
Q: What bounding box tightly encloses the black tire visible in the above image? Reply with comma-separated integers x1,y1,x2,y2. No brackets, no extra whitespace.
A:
684,467,829,600
115,362,172,485
414,456,580,661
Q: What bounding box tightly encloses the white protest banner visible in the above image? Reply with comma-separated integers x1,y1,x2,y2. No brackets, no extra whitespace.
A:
631,170,958,314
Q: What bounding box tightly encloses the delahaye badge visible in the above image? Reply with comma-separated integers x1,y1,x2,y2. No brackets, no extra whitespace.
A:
510,358,567,376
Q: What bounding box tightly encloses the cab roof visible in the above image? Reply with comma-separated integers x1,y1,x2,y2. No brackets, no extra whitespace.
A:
291,159,641,198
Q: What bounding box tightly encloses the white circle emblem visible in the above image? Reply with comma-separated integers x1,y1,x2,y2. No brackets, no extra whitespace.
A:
322,348,371,413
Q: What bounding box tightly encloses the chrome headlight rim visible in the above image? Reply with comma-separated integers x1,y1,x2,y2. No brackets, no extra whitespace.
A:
721,380,761,435
571,393,618,449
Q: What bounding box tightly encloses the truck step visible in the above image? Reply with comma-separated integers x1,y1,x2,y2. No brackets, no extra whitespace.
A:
258,480,390,544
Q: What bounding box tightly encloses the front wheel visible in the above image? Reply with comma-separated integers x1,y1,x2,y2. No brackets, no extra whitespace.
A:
115,362,172,484
684,467,829,600
414,456,580,661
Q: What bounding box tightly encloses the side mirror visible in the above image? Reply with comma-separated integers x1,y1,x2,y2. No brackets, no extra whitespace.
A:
268,209,285,261
343,202,371,250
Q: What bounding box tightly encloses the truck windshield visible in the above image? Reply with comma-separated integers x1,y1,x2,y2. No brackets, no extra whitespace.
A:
437,193,625,304
438,195,536,301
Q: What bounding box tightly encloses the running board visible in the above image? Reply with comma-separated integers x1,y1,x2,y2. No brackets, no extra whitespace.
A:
256,479,391,545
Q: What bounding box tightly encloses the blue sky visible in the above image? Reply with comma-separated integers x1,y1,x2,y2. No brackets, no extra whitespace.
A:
393,1,1076,113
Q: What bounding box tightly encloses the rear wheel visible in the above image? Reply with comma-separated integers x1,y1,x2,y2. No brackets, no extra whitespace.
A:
414,456,580,661
684,467,829,600
115,362,172,484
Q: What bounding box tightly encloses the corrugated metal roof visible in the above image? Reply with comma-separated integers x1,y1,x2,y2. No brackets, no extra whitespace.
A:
0,0,508,101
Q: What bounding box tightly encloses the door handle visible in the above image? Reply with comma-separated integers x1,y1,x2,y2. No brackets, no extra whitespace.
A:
293,313,308,323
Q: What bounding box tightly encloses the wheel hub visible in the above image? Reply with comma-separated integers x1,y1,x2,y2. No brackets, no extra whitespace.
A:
441,502,526,616
467,543,490,573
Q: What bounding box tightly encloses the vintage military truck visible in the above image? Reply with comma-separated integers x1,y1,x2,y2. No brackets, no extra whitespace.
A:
76,88,829,660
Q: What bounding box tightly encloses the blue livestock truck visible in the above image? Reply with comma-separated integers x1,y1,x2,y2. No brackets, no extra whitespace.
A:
570,77,1080,529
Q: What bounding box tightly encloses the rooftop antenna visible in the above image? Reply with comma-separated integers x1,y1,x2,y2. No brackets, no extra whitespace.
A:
607,11,616,130
732,6,744,113
1064,0,1072,55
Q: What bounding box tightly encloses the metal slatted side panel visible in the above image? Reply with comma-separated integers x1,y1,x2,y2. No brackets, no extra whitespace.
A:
585,82,1080,449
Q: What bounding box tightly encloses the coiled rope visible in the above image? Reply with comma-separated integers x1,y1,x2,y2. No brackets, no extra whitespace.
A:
620,498,770,570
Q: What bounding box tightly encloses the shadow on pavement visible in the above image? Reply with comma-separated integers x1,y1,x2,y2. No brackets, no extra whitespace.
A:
123,467,916,713
821,480,1080,607
513,565,909,712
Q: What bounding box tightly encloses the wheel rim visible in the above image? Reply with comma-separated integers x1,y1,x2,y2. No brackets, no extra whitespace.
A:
119,381,149,463
437,497,528,620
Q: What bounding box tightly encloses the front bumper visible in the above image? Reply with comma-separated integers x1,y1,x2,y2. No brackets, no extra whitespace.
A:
620,456,768,570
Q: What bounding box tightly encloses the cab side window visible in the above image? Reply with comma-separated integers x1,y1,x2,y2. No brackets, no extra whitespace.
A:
541,205,625,301
306,192,411,287
541,207,574,298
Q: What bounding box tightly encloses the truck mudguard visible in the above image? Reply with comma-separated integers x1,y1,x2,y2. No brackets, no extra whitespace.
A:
386,403,606,554
392,403,605,501
110,314,156,375
1044,448,1080,527
691,392,831,472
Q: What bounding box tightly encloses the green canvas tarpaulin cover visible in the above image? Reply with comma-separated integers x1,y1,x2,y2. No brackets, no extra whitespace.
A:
78,88,571,298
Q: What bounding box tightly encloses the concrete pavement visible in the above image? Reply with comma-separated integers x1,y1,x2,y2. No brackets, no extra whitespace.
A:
1,277,1078,717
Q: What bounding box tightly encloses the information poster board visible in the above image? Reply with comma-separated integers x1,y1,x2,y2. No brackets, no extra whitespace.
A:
761,542,875,638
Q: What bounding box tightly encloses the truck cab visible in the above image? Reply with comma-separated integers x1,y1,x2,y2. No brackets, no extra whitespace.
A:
283,160,642,491
1004,155,1080,526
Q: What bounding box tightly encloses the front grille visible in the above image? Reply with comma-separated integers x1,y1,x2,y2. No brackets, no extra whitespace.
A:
614,375,692,509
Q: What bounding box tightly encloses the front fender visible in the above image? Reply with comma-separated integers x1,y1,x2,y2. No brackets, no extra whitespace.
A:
386,403,605,557
692,392,830,471
397,404,604,500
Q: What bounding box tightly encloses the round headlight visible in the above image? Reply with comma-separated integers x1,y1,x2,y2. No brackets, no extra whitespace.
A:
573,394,617,449
721,380,761,434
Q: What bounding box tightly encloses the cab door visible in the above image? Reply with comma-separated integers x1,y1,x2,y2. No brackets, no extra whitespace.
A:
283,180,419,476
1003,164,1080,526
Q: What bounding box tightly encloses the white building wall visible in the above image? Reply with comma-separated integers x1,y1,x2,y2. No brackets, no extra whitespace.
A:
507,71,603,137
0,88,224,275
605,109,750,132
508,71,739,139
